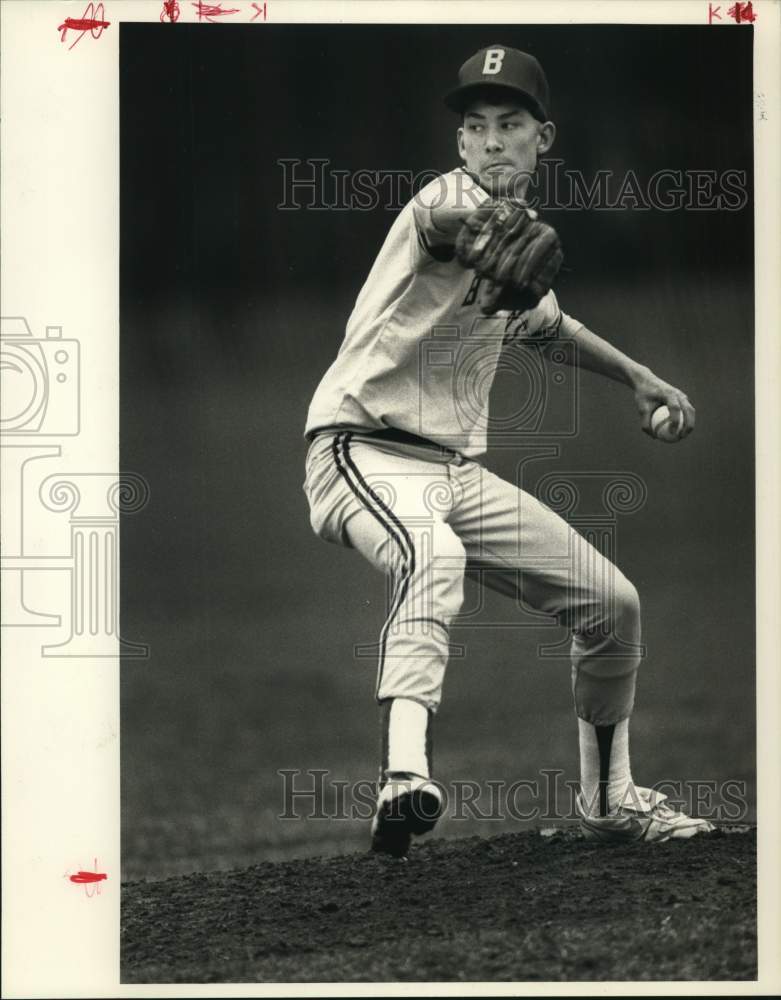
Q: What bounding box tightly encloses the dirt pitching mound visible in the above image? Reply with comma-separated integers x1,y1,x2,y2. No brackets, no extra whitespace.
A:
122,827,756,983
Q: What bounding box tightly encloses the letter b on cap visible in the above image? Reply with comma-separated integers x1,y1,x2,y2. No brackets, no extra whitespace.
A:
482,48,505,75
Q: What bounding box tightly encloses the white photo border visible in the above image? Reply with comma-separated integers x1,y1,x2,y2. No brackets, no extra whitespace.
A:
1,1,778,996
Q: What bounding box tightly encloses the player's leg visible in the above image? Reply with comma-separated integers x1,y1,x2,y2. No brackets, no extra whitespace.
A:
304,432,467,852
449,462,713,841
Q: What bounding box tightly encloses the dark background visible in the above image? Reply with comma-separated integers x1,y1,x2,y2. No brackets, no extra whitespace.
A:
121,23,754,879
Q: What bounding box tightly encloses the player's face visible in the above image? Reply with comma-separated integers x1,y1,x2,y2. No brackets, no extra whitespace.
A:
457,99,555,198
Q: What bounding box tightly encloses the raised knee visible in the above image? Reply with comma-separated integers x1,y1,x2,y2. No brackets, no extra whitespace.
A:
577,569,640,637
613,575,640,625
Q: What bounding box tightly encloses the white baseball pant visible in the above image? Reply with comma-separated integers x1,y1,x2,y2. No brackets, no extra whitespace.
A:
303,429,641,729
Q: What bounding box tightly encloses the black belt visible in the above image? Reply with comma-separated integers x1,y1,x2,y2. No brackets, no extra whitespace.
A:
366,426,460,455
314,425,461,459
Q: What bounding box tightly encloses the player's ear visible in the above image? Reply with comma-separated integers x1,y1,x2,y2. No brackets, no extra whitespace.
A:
457,126,467,163
536,121,556,155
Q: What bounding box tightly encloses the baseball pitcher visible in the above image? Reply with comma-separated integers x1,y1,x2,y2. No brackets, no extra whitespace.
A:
303,45,713,856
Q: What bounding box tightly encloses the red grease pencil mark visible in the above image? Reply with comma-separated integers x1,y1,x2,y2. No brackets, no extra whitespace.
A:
69,859,107,898
58,2,110,50
70,869,107,884
251,2,268,20
727,1,757,21
192,1,240,21
160,0,181,22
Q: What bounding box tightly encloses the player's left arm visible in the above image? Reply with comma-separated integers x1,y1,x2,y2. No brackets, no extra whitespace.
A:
557,313,696,439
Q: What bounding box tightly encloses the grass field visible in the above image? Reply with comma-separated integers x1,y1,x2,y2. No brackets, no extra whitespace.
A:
120,277,755,982
121,279,755,882
121,554,754,883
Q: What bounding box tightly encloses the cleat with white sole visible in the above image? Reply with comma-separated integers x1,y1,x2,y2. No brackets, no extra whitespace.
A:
370,774,443,858
577,785,716,843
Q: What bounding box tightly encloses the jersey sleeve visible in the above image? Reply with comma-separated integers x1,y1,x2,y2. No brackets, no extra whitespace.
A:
559,311,585,338
504,297,585,346
524,290,563,339
410,170,488,270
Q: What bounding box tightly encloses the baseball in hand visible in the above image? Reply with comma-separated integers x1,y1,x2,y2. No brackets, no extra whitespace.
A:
650,405,681,443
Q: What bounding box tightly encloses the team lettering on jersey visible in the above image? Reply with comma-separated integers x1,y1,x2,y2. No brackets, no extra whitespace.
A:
502,313,529,344
461,275,531,345
462,274,482,306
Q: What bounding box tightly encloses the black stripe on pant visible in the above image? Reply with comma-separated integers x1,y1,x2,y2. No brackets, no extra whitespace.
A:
331,431,416,700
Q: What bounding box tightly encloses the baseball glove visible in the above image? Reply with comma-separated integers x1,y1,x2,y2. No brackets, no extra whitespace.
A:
455,200,564,316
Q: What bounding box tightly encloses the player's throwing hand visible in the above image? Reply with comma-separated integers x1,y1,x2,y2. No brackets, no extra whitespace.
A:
632,368,696,440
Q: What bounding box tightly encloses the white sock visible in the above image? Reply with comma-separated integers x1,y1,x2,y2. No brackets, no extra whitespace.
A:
385,699,430,779
578,717,633,817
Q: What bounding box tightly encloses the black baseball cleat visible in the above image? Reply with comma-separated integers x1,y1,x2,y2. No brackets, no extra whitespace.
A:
370,775,443,858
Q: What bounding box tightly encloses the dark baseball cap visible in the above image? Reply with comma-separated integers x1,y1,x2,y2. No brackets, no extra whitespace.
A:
444,45,551,121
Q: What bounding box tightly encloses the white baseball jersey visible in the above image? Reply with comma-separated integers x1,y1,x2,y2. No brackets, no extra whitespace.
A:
304,168,572,458
302,169,639,740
